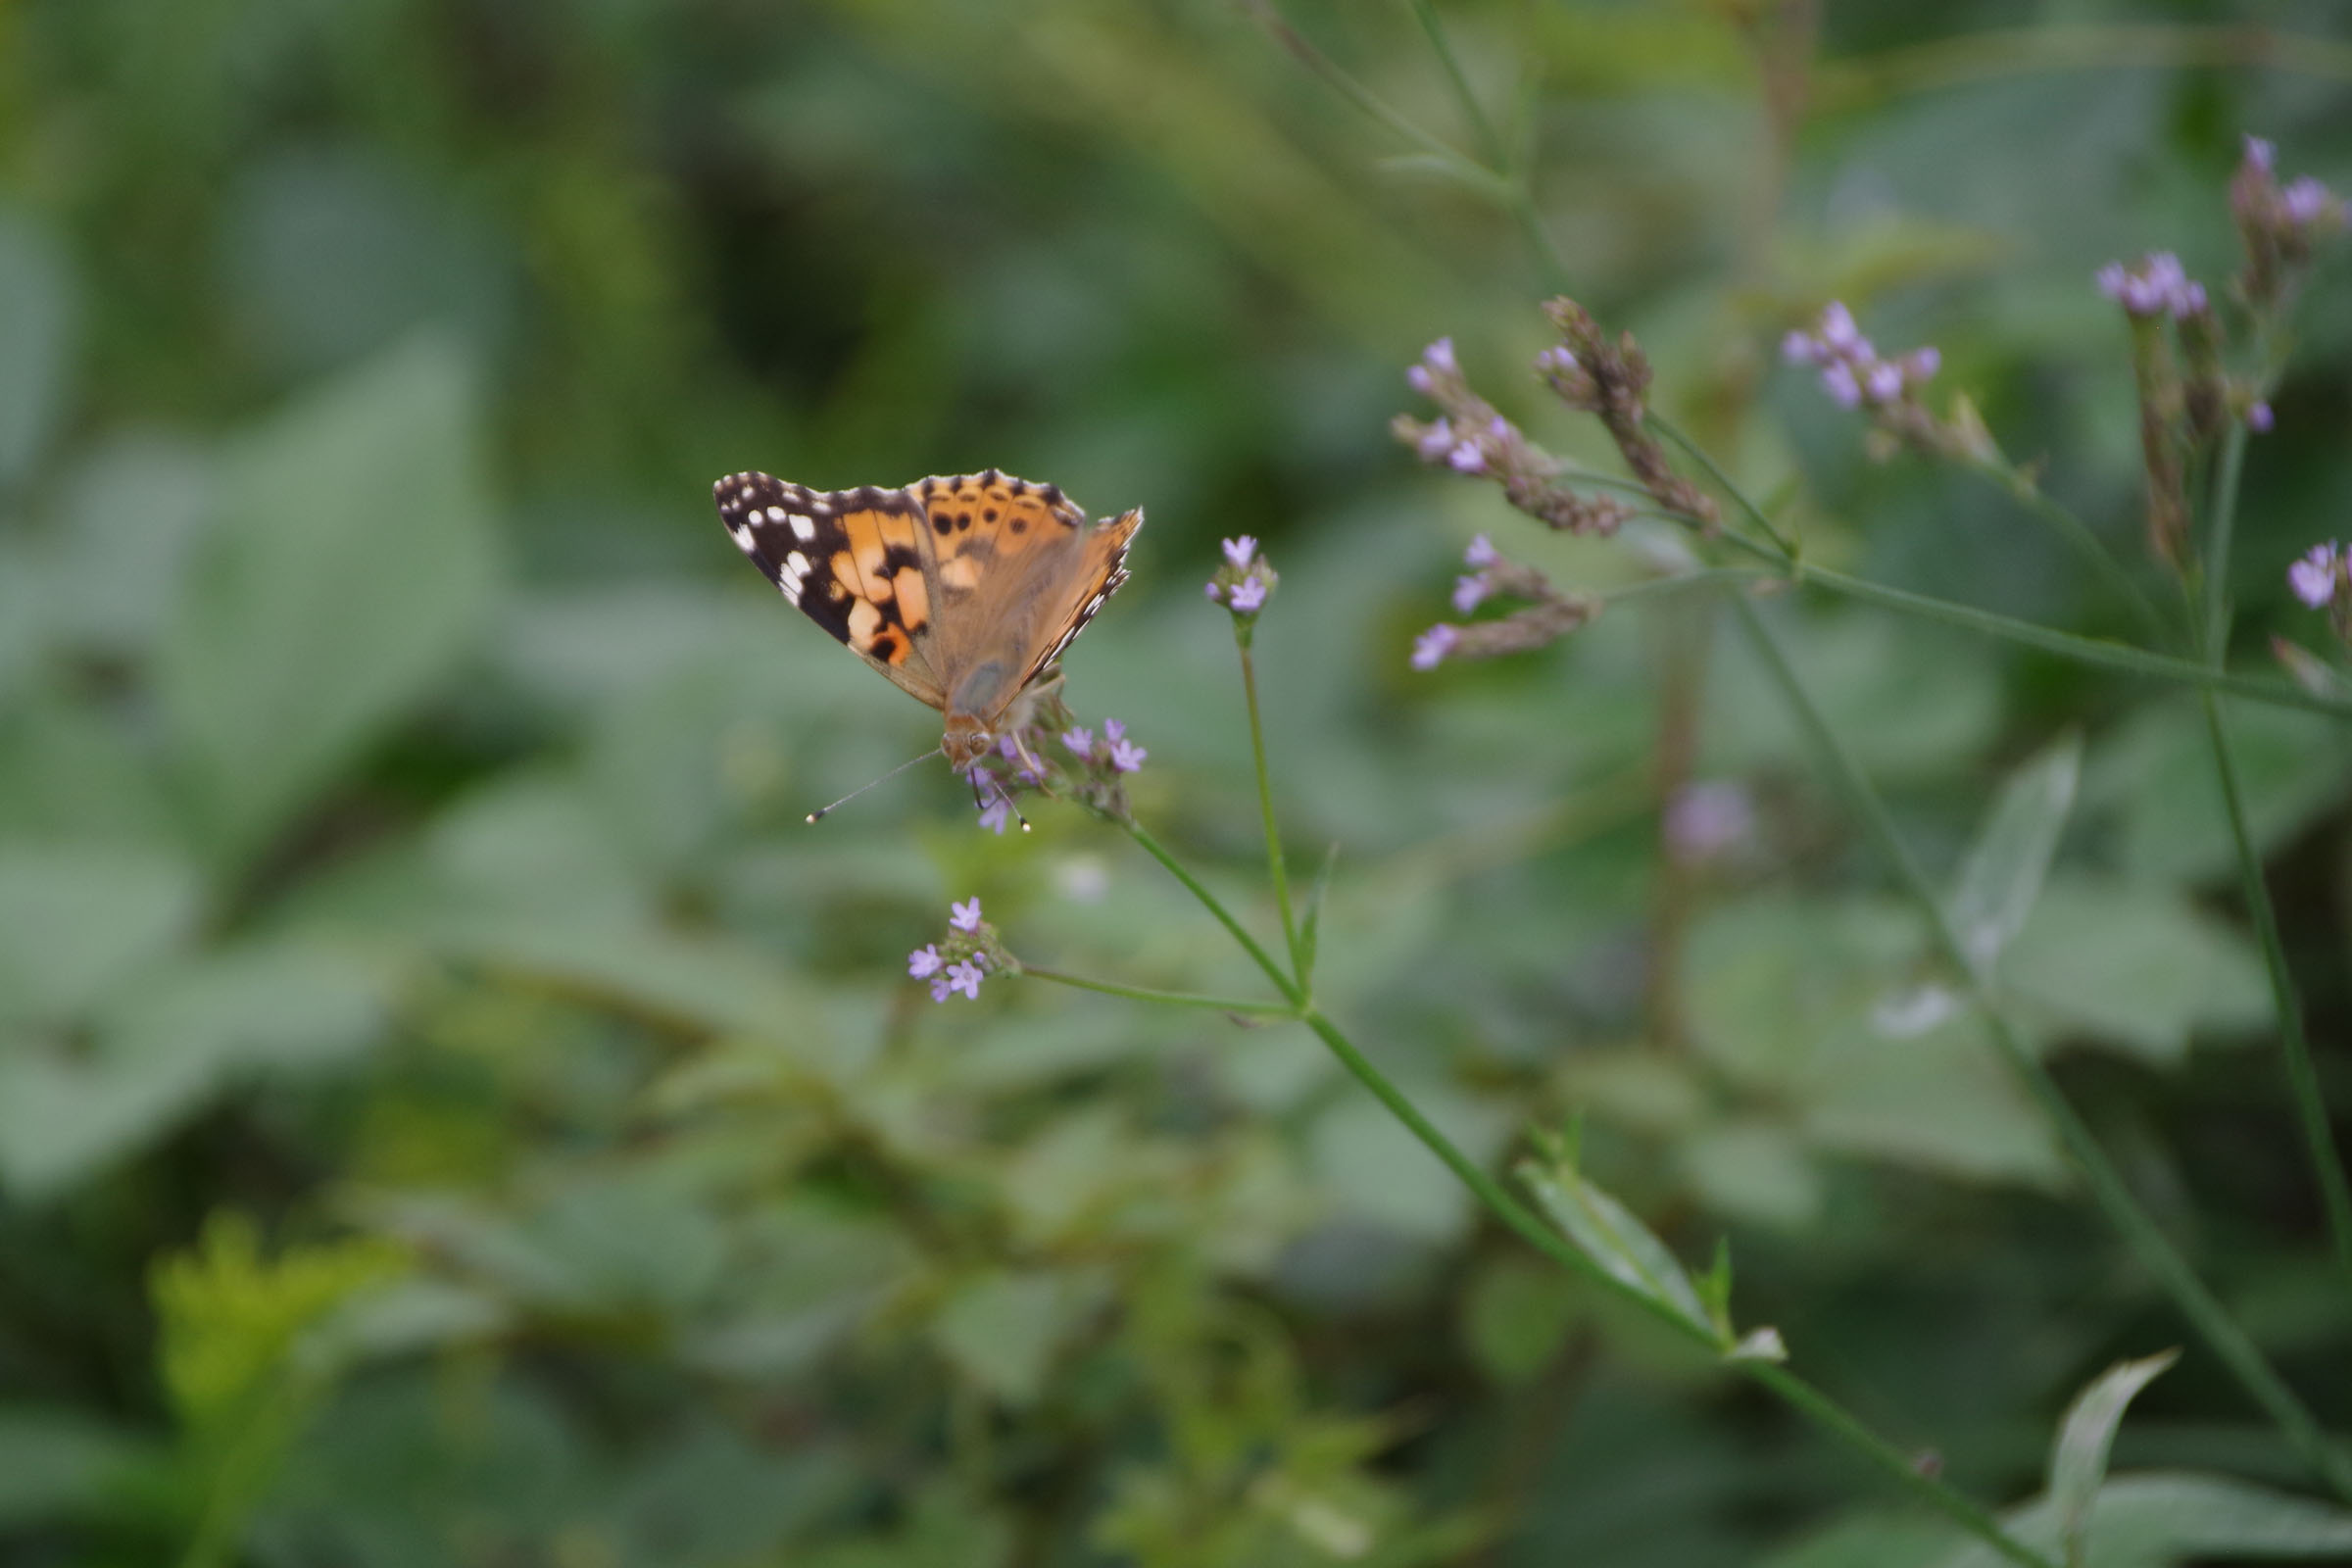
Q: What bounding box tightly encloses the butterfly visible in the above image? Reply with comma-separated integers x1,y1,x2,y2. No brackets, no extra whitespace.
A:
714,469,1143,773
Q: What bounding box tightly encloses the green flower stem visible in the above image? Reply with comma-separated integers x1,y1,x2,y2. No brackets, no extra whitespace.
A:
1648,412,1796,556
1019,963,1297,1017
1234,627,1304,987
1295,1001,2051,1566
1734,594,2352,1505
1238,0,1508,201
1124,821,1302,1006
1969,458,2171,645
1404,0,1503,168
2200,690,2352,1287
1689,525,2352,719
2191,422,2352,1288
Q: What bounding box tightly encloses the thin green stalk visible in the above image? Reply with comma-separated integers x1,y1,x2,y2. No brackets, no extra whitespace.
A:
1124,821,1301,1006
1648,413,1797,556
1700,528,2352,718
1970,459,2171,646
2199,690,2352,1285
1020,963,1297,1017
1235,630,1303,986
2191,421,2352,1287
1296,1000,2054,1568
2200,423,2248,657
1734,595,2352,1504
1239,0,1507,198
1404,0,1503,168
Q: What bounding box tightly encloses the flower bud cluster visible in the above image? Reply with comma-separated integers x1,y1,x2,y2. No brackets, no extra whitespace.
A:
2288,541,2352,645
1781,302,1998,466
2231,134,2346,310
1204,535,1278,615
1393,338,1629,537
1409,533,1601,671
1539,298,1718,526
906,896,1011,1003
959,698,1148,832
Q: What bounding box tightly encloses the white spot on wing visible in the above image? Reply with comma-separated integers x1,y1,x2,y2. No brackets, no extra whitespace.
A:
789,513,814,540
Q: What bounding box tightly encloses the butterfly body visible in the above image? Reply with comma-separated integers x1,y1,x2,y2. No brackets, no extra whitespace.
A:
714,469,1142,770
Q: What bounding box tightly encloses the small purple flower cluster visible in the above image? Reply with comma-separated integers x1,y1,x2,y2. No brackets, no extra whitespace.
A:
907,896,1000,1002
2289,542,2346,612
2231,134,2346,310
1664,780,1755,865
953,697,1148,833
2094,254,2207,319
1782,303,1941,410
1204,535,1276,614
1409,533,1599,672
1062,717,1147,775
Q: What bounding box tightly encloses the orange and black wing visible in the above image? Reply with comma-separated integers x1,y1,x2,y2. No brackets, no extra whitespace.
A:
715,471,947,710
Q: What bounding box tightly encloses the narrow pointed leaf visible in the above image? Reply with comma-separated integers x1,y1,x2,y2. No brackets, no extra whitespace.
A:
2049,1348,2178,1560
1517,1150,1713,1340
1948,733,2081,971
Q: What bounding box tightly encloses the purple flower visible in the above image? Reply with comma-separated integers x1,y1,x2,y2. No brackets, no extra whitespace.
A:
2095,261,2129,302
951,897,983,933
1782,329,1820,366
1415,417,1455,461
1464,533,1497,567
1902,346,1941,382
1406,365,1434,395
1410,623,1457,671
1423,336,1458,375
1222,535,1257,570
1536,345,1578,373
1821,363,1861,409
1108,737,1148,773
2175,280,2208,317
908,945,943,979
1864,362,1904,403
1204,580,1223,602
1103,718,1127,743
1228,575,1266,612
2283,175,2331,225
1062,726,1094,756
1666,780,1755,863
939,959,985,1002
2244,134,2276,172
2288,543,2341,609
998,734,1022,760
2248,401,2275,433
977,799,1011,835
1452,573,1490,613
1447,440,1486,473
1819,302,1859,353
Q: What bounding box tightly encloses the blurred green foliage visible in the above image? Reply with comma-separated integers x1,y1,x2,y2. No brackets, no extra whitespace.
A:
3,0,2351,1564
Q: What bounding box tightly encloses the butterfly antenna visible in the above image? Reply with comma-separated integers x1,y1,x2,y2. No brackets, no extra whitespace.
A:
807,748,944,823
969,770,1033,834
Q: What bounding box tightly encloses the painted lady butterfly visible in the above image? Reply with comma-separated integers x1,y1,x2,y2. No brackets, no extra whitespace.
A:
714,469,1143,773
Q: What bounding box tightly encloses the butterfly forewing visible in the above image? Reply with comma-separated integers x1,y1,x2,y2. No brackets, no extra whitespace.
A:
715,471,948,707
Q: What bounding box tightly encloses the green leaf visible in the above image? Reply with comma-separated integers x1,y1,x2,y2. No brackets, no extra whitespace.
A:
2007,878,2270,1065
160,334,499,863
929,1268,1101,1406
1517,1142,1715,1342
1932,1471,2352,1568
2090,701,2352,885
2049,1349,2178,1563
0,205,77,489
0,1407,151,1527
0,841,200,1027
102,940,390,1079
0,1034,217,1202
1949,733,2080,971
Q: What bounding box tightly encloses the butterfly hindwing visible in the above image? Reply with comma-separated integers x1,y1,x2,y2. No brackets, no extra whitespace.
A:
715,471,947,707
